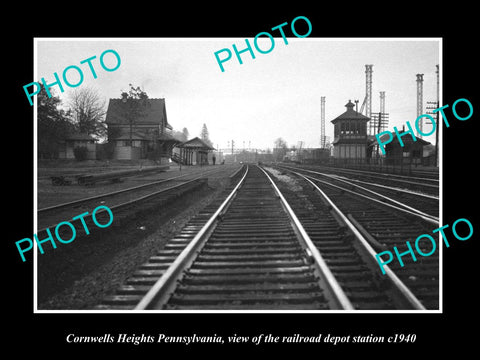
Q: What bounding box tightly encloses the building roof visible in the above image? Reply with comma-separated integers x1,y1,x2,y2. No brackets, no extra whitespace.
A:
176,137,215,150
112,129,179,142
105,98,171,129
373,131,431,147
331,100,370,124
158,132,179,143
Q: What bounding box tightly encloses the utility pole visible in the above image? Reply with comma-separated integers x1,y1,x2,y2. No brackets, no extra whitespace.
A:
364,65,373,135
365,65,373,119
380,91,385,115
321,96,326,148
426,65,440,167
416,74,424,138
378,91,388,135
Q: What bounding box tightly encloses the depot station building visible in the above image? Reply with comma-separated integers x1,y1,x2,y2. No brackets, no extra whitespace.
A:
331,100,370,159
330,100,435,166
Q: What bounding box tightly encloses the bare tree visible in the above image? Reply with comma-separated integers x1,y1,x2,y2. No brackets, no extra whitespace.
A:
68,87,107,140
273,137,288,161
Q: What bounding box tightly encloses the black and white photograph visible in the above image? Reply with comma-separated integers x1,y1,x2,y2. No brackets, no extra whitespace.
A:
6,5,478,355
33,38,441,312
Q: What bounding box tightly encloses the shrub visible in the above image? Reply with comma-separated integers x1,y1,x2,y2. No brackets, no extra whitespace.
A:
96,142,115,160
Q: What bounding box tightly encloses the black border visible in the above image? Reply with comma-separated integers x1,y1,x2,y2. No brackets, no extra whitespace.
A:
7,4,478,355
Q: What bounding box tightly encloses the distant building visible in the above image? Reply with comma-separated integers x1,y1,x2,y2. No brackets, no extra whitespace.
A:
172,137,215,165
301,148,331,164
58,133,96,160
105,97,177,163
331,100,370,159
376,131,433,166
223,150,273,164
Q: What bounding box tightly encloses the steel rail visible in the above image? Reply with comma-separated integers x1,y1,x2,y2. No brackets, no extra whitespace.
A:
135,164,355,310
284,168,439,226
281,167,439,221
38,167,224,213
332,175,439,201
134,166,250,310
305,164,439,183
37,177,208,234
294,171,426,310
288,165,439,191
277,165,439,193
258,166,354,310
279,164,439,202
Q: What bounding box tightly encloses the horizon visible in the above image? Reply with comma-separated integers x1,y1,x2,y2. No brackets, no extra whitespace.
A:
35,38,441,151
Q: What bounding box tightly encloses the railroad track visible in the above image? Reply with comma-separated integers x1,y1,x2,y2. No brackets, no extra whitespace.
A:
37,166,232,231
36,166,244,306
98,164,427,311
307,163,440,181
288,164,439,196
275,166,439,309
277,164,439,221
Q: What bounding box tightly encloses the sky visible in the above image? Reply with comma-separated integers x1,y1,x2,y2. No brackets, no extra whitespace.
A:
36,38,440,151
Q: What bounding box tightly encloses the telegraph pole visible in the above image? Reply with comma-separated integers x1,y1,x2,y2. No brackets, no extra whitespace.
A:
426,65,439,167
365,65,373,119
321,96,326,148
416,74,424,138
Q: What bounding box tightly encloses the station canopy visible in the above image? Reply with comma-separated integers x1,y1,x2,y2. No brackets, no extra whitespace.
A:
176,137,215,151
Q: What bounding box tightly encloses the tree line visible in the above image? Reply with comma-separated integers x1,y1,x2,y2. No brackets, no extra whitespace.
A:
37,84,214,159
37,85,107,159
